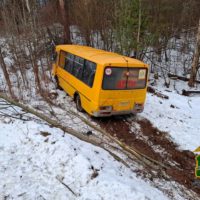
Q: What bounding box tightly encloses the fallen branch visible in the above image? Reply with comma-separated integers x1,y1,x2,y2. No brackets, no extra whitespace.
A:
0,110,30,121
56,177,78,197
0,93,168,172
69,110,168,170
0,93,134,170
0,93,98,143
168,73,200,83
147,86,169,99
182,89,200,96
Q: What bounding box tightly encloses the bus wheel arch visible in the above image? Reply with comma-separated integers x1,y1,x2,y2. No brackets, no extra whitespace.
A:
74,93,84,112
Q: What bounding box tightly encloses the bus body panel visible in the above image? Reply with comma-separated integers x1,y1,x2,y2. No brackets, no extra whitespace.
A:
98,90,146,111
56,64,103,115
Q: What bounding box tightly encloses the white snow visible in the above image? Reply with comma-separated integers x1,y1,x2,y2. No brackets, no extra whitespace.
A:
0,111,169,200
141,78,200,151
3,57,13,67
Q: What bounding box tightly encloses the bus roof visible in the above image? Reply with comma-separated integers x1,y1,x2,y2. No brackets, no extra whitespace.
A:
56,45,148,67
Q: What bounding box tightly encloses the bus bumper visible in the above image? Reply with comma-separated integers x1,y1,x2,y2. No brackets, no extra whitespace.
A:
92,107,144,117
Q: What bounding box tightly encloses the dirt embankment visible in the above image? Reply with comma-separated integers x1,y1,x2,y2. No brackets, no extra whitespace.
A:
96,116,200,196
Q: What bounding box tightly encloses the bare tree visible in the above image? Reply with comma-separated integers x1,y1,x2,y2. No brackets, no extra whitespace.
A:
136,0,142,58
188,19,200,87
59,0,71,44
0,47,14,97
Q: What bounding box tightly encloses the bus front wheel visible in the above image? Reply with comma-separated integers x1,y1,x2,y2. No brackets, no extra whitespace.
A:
75,94,84,112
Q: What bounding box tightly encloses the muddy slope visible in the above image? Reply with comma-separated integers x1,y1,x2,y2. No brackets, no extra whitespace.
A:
96,115,199,195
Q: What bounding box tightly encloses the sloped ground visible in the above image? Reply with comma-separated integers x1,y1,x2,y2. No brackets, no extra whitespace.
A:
0,44,200,199
0,82,200,199
0,105,170,200
97,115,199,197
142,79,200,151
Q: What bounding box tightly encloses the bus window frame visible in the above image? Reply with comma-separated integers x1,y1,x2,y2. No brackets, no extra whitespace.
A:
58,50,67,68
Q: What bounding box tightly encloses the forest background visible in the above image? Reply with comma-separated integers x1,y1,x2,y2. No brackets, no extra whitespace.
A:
0,0,200,99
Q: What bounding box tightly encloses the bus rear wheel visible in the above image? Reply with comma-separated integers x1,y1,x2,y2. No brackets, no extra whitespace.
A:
75,94,84,112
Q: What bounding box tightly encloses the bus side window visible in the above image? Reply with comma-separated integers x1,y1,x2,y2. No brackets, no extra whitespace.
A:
82,60,96,87
64,57,69,71
73,56,84,79
64,53,74,73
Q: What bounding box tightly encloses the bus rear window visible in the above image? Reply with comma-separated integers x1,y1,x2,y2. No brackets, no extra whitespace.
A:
102,67,147,90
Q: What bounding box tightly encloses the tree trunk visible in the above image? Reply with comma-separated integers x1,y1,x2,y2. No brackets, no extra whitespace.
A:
136,0,142,58
188,19,200,87
25,0,31,13
59,0,71,44
0,47,14,98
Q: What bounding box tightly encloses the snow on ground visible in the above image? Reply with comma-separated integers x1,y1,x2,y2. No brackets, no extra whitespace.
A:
141,77,200,151
0,108,169,200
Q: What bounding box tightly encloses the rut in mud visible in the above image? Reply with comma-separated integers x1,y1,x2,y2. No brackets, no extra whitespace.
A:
96,115,200,195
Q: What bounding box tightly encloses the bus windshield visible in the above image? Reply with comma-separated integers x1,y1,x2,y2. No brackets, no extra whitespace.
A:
102,67,147,90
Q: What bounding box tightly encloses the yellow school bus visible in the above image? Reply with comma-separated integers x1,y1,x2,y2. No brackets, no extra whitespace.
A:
52,45,148,117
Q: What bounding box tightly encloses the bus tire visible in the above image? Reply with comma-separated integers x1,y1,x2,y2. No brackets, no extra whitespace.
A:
75,94,84,112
